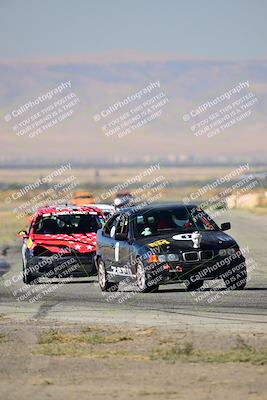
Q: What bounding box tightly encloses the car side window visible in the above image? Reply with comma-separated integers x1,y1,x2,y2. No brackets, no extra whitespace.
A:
115,214,129,236
122,215,129,236
103,214,120,237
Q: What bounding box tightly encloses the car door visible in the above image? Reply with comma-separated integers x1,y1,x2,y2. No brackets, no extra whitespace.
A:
111,214,131,276
100,214,121,269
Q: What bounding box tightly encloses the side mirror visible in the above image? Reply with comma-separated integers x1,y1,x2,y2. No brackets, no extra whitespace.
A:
221,222,231,231
115,232,128,241
17,230,29,238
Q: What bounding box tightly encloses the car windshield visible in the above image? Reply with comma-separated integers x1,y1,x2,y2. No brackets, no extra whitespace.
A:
75,195,93,199
133,207,219,238
33,213,103,234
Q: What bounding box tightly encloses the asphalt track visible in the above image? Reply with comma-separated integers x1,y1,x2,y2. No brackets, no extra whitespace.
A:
0,210,266,331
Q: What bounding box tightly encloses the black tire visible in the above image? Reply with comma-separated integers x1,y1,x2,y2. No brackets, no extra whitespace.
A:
98,258,119,292
23,261,35,285
90,255,97,275
149,284,159,292
136,260,158,293
185,280,204,291
223,265,247,290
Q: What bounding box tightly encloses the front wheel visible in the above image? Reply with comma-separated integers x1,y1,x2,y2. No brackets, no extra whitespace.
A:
136,260,158,293
185,280,204,291
22,261,35,285
223,268,247,290
98,259,119,292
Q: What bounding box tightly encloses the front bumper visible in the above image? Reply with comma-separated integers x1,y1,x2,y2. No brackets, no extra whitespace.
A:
146,255,246,284
26,252,96,278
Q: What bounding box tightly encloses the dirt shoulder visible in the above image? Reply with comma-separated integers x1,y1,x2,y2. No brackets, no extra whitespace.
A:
0,316,266,400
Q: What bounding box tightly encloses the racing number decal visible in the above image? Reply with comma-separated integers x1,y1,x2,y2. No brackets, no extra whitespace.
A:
115,242,120,261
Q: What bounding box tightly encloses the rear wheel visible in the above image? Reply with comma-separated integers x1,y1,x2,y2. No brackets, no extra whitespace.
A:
98,259,119,292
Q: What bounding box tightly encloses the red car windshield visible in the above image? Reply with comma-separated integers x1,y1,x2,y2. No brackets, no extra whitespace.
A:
33,213,102,235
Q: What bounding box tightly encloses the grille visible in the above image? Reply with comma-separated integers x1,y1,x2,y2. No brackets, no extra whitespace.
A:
183,252,199,262
200,250,214,260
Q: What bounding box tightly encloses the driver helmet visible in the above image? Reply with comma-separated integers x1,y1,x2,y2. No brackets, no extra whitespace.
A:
172,212,190,227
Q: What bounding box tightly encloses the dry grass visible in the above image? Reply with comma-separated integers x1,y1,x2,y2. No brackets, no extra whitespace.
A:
1,164,266,245
37,328,267,364
150,337,267,365
247,206,267,216
2,166,260,185
0,211,23,246
37,327,133,357
0,333,8,343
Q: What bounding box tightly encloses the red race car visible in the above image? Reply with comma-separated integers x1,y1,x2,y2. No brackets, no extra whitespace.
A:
18,205,105,284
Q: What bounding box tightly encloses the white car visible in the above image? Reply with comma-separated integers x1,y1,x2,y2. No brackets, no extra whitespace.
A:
92,204,115,220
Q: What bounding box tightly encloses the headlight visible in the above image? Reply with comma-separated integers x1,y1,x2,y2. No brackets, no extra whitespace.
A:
167,253,179,261
158,254,179,262
158,255,166,263
219,248,235,257
148,253,180,263
227,248,236,255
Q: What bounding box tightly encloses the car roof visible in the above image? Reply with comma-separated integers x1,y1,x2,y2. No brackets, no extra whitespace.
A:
93,204,115,209
119,203,199,215
36,205,102,215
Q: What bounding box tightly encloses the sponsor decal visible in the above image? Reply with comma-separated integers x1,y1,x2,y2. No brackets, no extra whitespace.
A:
110,266,133,276
42,211,98,216
148,239,170,248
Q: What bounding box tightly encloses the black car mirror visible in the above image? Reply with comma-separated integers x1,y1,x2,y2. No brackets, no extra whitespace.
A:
221,222,231,231
115,232,128,241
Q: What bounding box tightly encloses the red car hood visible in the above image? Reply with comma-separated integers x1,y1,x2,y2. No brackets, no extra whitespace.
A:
31,233,97,253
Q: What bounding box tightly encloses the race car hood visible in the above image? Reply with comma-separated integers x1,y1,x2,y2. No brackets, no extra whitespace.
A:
30,233,97,253
136,230,237,253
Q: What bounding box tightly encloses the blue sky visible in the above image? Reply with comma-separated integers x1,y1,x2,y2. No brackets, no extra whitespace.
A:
0,0,266,60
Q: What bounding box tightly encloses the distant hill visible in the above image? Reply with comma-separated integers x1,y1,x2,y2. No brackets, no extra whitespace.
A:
1,52,266,164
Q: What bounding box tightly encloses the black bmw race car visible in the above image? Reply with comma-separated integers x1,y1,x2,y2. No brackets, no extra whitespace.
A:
95,203,247,293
